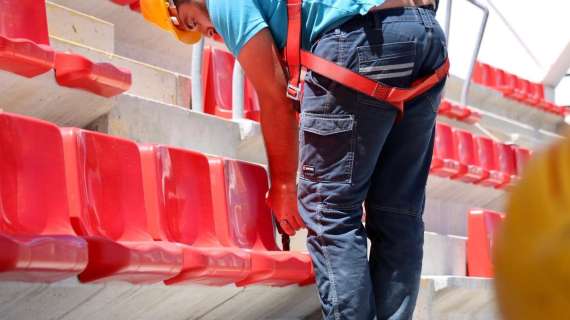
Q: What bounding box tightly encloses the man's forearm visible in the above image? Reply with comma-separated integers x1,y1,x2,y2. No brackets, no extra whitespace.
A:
259,94,299,186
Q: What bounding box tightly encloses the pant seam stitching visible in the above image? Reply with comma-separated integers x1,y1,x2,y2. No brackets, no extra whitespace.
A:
317,206,342,320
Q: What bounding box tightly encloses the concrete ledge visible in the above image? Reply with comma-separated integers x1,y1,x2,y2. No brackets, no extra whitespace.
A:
423,233,466,276
89,94,267,164
50,37,191,107
49,0,195,76
0,276,498,320
47,1,115,53
0,71,113,127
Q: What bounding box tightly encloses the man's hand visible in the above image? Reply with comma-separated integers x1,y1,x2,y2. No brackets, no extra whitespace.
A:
267,181,305,236
238,29,305,235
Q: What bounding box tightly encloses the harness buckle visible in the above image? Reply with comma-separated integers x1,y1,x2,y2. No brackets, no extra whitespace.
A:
286,83,302,101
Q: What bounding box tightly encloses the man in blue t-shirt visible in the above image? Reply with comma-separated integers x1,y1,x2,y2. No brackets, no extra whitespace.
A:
144,0,446,318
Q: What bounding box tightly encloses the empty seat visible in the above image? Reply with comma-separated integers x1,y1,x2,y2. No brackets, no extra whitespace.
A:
54,53,132,98
61,128,183,284
430,123,461,177
0,0,54,77
514,147,532,178
475,136,510,188
202,47,260,121
467,209,505,278
0,112,87,282
209,158,314,287
495,143,518,188
452,129,488,183
139,145,251,286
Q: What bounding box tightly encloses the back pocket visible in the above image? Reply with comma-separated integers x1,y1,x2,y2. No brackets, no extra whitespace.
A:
299,113,355,184
357,41,417,107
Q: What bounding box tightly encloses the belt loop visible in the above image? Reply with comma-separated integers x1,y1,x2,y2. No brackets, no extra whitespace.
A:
418,7,434,30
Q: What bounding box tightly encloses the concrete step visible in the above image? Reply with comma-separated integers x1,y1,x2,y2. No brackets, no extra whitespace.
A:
89,94,267,164
0,71,114,127
50,37,191,107
47,1,115,53
416,276,499,320
49,0,195,76
0,276,497,320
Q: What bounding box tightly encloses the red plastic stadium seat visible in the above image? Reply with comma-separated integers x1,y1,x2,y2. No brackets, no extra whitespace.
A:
452,129,488,183
209,158,314,287
61,129,183,284
54,53,132,97
514,147,532,177
447,102,471,120
472,62,495,88
495,143,518,188
0,113,88,282
475,136,509,188
129,1,141,12
139,145,251,286
431,123,461,177
202,47,261,121
467,209,505,278
495,69,516,97
0,36,54,78
0,0,54,77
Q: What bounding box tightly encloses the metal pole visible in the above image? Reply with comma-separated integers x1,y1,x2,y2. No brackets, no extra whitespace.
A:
232,61,245,120
444,0,453,43
191,38,205,113
460,0,489,107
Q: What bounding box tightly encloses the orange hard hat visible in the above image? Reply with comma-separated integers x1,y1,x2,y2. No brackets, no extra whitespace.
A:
140,0,202,44
494,135,570,320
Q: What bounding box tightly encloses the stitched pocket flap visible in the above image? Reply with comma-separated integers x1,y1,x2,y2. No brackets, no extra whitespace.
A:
301,114,354,136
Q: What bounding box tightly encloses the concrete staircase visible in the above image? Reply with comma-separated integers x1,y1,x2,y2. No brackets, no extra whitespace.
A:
3,1,564,319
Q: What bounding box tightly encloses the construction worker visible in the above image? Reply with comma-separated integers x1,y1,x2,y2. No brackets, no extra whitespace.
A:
494,135,570,320
142,0,447,319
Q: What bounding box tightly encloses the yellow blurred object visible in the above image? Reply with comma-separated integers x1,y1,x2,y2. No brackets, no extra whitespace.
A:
140,0,201,44
494,136,570,320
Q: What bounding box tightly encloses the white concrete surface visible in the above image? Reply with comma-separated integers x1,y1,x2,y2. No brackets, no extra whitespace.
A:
89,94,267,164
47,1,115,53
50,37,192,108
0,71,114,127
0,276,499,320
49,0,195,76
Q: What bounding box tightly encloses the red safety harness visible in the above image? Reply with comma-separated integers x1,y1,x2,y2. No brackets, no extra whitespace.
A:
284,1,450,117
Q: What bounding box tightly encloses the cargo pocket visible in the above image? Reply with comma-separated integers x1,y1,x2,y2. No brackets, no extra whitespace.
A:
357,41,417,108
299,113,355,184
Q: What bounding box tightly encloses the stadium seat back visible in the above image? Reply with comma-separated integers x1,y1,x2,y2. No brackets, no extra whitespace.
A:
0,0,50,45
0,113,72,235
434,123,457,160
62,128,151,242
142,145,219,246
475,136,499,172
495,143,517,178
210,158,279,251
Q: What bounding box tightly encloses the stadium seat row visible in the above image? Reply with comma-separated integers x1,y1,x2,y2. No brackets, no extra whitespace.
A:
0,112,313,286
472,61,567,116
431,122,532,189
0,0,131,97
467,209,505,278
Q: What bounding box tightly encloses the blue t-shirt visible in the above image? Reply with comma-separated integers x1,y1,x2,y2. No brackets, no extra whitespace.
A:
206,0,386,56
